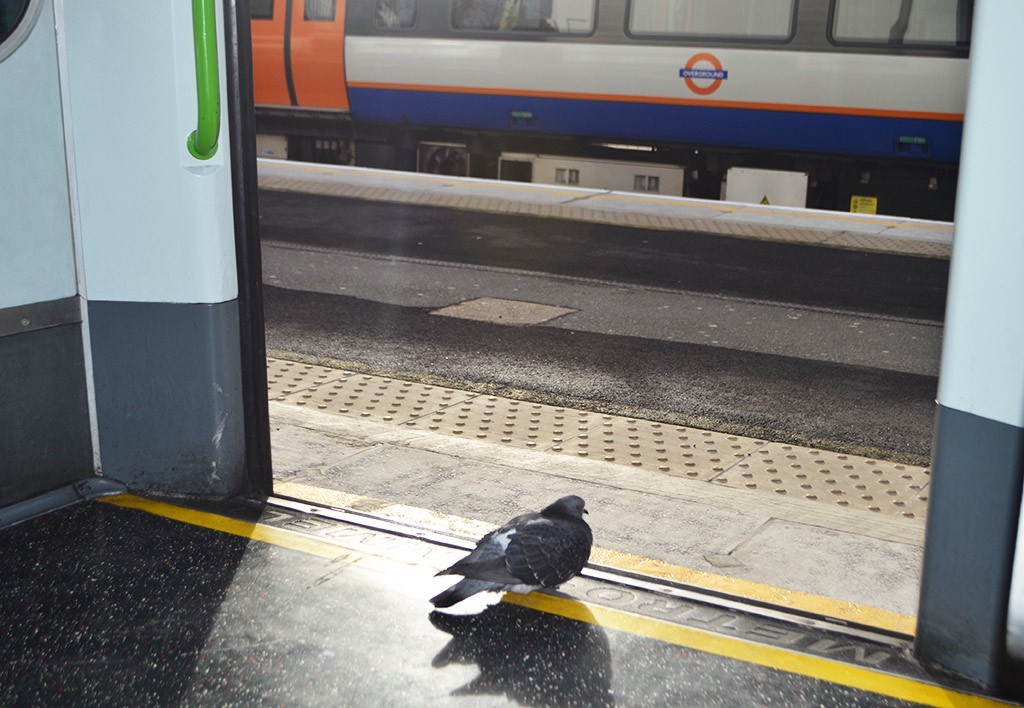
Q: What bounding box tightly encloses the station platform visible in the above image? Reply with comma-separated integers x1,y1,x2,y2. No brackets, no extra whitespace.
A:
267,354,927,634
257,159,954,260
2,491,1014,706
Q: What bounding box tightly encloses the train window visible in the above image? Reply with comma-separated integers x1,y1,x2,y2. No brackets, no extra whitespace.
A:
629,0,795,40
251,0,273,20
831,0,964,47
1,0,37,64
304,0,335,22
376,0,416,29
555,167,580,185
634,175,661,193
451,0,595,34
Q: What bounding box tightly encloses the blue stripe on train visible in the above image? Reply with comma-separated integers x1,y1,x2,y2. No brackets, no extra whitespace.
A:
348,88,963,163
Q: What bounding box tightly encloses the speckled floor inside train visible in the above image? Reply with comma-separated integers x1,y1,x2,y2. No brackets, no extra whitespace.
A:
0,495,1006,707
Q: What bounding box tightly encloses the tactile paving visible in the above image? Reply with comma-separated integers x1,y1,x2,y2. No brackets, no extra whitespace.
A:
822,232,951,259
268,358,930,520
552,416,765,482
710,443,930,518
404,396,581,449
267,359,352,399
279,373,478,424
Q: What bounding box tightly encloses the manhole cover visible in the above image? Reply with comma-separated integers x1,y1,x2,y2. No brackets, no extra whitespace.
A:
430,297,576,326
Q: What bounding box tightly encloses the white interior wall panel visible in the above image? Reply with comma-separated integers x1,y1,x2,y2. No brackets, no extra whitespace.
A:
60,0,237,305
937,2,1024,432
0,0,77,310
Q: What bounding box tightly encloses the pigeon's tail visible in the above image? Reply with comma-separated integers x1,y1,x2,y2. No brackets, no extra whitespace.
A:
430,579,496,608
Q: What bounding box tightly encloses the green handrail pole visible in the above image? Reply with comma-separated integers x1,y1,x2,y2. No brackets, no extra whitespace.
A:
187,0,220,160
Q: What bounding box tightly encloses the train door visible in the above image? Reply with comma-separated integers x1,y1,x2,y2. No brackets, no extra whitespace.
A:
0,0,94,508
0,0,270,517
251,0,349,110
289,0,348,109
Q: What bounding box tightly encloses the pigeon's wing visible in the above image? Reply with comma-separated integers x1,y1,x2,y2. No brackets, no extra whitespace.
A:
441,555,525,584
436,513,536,580
504,517,593,587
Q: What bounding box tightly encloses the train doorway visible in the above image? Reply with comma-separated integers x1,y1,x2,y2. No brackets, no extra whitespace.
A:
0,0,93,507
256,0,945,643
249,5,1015,694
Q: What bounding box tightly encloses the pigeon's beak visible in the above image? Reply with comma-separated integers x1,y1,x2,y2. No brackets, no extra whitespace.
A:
583,508,589,515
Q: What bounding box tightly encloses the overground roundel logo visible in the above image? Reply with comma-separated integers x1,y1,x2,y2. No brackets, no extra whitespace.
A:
679,52,728,95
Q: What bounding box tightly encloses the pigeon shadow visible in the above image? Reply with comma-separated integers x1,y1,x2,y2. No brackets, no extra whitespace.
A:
429,600,615,707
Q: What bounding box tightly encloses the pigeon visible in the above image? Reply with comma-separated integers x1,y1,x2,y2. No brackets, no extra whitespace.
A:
430,495,593,608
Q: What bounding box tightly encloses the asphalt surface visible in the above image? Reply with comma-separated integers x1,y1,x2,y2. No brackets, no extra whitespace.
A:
259,189,947,463
260,190,948,321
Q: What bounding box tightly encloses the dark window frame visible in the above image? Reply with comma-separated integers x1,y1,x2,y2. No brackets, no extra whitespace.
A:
827,0,973,49
625,0,798,44
450,0,598,36
374,0,418,30
250,0,274,20
0,0,38,63
304,0,336,22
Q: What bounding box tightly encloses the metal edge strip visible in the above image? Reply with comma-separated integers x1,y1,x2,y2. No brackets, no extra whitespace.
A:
0,477,125,529
222,0,274,496
0,296,81,339
269,481,918,636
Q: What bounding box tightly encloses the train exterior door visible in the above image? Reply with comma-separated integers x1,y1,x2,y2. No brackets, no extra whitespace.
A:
0,0,94,508
0,0,270,519
915,0,1024,692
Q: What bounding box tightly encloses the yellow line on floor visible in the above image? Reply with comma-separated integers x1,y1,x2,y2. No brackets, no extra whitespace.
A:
100,494,344,560
503,592,1011,708
100,493,1006,708
274,480,916,636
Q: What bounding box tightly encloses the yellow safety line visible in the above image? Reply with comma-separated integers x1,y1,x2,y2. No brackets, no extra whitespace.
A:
99,493,1008,708
503,592,1011,708
273,480,916,636
591,546,917,635
100,494,343,560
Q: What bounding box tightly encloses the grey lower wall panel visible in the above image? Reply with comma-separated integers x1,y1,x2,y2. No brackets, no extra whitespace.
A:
88,300,247,496
0,323,93,507
916,404,1024,688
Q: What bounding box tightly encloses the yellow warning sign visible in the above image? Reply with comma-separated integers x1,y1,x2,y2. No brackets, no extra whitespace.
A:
760,195,770,205
850,195,878,214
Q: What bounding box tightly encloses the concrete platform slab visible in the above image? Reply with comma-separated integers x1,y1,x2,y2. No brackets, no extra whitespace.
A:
258,159,954,259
